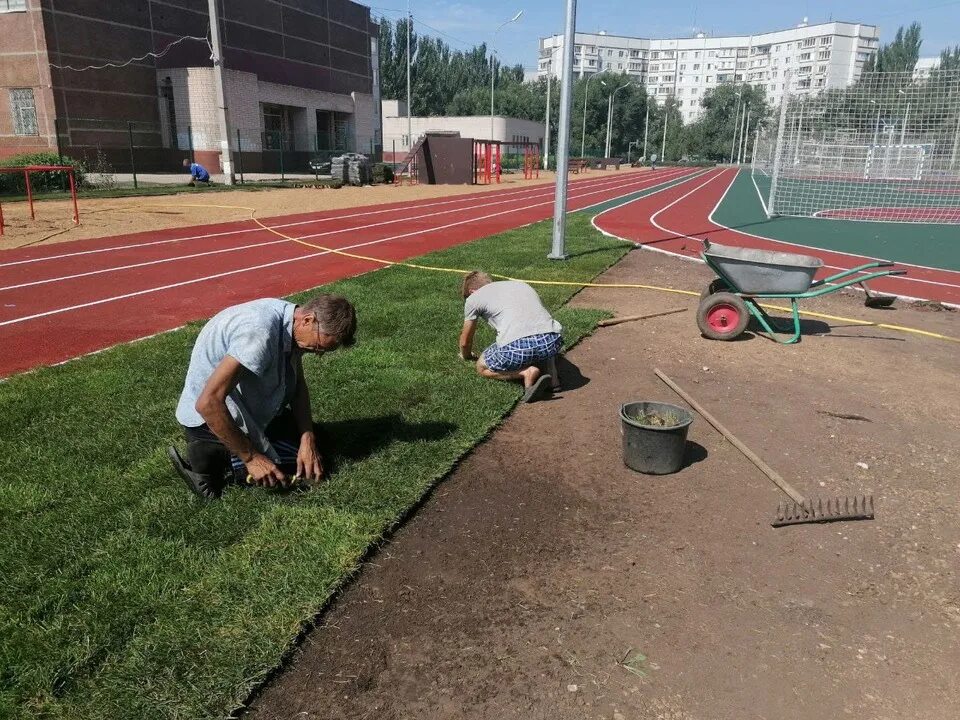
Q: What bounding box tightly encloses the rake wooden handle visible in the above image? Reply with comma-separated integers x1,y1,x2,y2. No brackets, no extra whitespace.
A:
598,308,686,327
654,369,807,505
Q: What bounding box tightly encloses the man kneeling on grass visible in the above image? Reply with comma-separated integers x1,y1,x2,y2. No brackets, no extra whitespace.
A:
459,271,563,403
168,294,356,499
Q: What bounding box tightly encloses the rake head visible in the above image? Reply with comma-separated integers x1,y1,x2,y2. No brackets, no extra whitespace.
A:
772,495,874,527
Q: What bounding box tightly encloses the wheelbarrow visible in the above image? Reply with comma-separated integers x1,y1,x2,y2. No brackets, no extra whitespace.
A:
697,240,907,344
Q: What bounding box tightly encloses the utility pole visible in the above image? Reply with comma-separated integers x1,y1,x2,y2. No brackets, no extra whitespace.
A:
544,63,552,169
406,0,412,150
642,97,649,161
661,105,668,161
737,103,750,165
581,73,597,157
729,90,742,164
207,0,234,184
548,0,576,260
605,93,613,158
491,11,524,141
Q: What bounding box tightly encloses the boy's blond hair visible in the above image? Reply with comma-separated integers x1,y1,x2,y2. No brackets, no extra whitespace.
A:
461,271,493,299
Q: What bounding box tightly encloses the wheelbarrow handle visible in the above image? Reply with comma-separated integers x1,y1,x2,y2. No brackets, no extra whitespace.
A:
887,269,908,277
874,261,895,268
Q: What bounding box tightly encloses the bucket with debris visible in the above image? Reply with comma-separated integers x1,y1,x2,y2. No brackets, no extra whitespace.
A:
620,401,693,474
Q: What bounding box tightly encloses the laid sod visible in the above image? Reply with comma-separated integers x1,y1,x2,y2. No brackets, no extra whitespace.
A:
0,213,629,719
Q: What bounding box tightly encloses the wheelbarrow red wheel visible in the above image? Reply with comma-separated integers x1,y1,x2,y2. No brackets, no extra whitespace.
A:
697,292,749,340
700,278,731,301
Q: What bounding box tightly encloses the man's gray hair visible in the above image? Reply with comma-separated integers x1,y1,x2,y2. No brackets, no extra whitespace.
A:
302,294,357,347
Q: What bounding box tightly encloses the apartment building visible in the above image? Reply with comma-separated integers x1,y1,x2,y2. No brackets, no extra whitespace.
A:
538,20,880,122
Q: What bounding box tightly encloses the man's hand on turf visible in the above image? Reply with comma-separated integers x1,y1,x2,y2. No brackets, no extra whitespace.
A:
245,453,286,487
296,433,324,482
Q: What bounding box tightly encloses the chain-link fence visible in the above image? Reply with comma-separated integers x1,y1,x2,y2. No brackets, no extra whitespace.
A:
753,69,960,223
52,117,380,186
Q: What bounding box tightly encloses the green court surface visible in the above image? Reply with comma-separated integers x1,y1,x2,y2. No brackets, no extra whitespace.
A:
716,171,960,271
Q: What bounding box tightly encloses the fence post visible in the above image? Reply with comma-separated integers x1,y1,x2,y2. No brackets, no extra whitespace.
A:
188,126,195,164
236,128,244,184
127,121,138,190
54,117,68,191
767,76,791,218
279,130,285,181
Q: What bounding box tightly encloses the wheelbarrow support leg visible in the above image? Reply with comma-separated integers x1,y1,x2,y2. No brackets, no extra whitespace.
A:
745,299,802,344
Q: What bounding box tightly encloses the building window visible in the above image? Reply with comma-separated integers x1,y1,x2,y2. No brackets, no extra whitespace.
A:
9,88,38,136
802,38,815,47
651,51,659,59
818,50,830,60
607,49,613,56
618,50,624,57
820,36,832,45
1,0,27,11
618,63,623,69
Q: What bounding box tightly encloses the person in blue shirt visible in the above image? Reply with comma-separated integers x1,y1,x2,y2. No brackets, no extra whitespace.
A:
168,294,357,498
183,158,211,185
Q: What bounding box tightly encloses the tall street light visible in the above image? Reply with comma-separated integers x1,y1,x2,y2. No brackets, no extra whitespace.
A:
581,72,599,157
605,81,630,158
490,10,524,141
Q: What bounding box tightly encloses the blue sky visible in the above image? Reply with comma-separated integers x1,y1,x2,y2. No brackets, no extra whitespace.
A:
386,0,960,68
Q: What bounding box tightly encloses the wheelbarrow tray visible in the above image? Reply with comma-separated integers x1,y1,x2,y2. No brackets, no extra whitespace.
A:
704,242,824,294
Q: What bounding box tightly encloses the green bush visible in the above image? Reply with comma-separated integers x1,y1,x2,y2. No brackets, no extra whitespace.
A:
0,152,86,195
371,162,394,184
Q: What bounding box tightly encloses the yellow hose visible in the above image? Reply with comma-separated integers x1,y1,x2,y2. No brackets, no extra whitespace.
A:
162,200,959,345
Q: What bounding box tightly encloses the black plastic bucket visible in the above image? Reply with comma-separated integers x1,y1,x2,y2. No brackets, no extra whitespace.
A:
620,401,694,475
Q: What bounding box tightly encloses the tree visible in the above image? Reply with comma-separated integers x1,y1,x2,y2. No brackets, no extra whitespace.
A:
684,84,768,162
864,23,922,73
939,45,960,72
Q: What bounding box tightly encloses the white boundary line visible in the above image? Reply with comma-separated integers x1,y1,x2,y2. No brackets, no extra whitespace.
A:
706,169,960,284
0,170,655,269
0,169,694,293
589,168,712,226
0,169,699,327
810,206,960,223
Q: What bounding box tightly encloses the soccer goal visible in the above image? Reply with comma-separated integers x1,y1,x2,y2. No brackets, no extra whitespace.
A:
0,165,80,236
755,69,960,224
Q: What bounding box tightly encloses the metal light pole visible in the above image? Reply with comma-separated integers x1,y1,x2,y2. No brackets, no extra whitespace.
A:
605,82,630,158
729,89,743,164
581,73,598,157
544,60,552,169
207,0,234,184
661,105,668,161
406,0,412,149
490,10,524,141
739,107,751,164
549,0,576,260
642,95,649,161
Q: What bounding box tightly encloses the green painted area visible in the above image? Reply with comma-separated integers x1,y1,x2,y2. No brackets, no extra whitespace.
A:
713,170,960,271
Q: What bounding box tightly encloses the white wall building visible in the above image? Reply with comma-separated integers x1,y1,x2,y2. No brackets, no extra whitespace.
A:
914,57,941,80
381,100,545,160
538,20,880,123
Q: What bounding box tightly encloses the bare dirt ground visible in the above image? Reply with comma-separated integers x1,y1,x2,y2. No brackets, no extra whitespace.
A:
0,168,631,250
245,248,959,720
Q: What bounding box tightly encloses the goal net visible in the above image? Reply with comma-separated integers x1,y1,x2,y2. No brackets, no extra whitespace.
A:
753,69,960,223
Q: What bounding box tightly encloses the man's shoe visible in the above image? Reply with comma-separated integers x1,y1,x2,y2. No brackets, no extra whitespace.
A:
167,446,223,499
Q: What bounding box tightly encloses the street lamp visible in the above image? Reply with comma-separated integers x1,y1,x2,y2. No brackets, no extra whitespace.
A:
581,72,599,157
605,81,630,158
490,10,524,141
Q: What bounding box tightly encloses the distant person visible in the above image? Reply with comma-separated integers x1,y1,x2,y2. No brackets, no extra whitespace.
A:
183,158,211,186
168,294,357,499
458,271,563,403
649,152,658,171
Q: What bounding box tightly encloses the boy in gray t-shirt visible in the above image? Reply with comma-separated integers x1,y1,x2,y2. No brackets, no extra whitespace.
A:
459,271,563,402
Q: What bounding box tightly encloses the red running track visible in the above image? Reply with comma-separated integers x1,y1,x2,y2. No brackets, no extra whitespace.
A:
594,167,960,306
0,167,700,377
